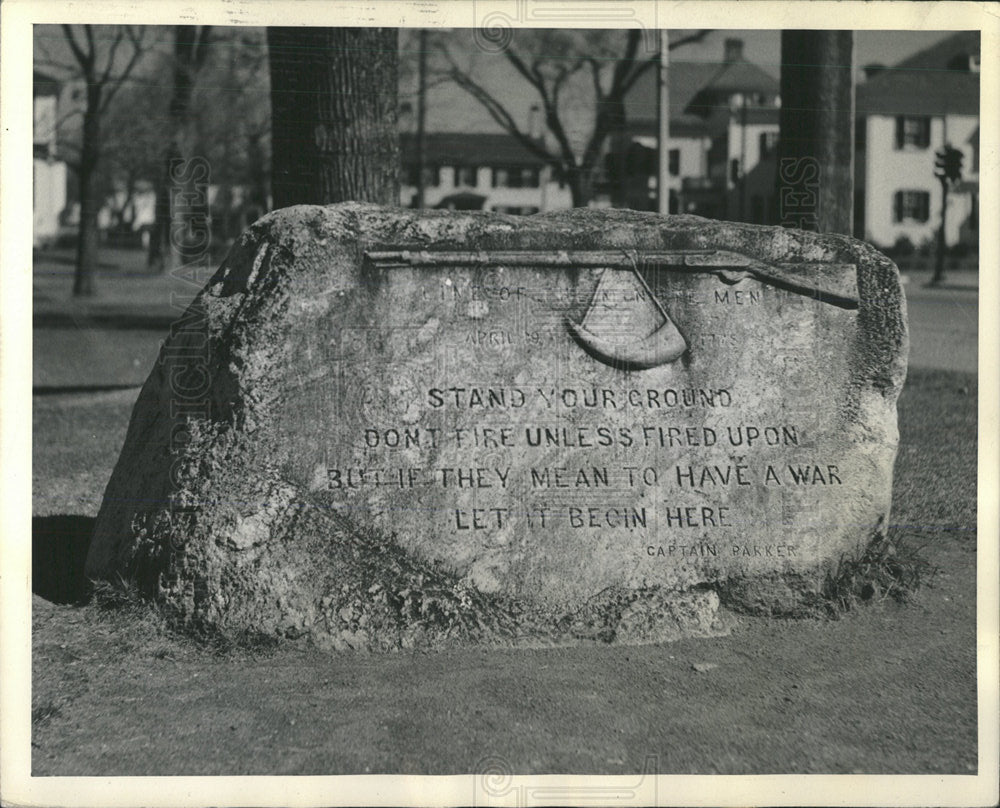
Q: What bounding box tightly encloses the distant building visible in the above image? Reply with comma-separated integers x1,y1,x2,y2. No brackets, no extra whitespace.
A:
33,71,68,248
399,131,572,214
405,31,979,247
855,31,979,250
398,39,777,220
616,37,780,222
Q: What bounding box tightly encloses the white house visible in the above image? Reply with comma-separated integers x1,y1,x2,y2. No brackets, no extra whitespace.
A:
619,38,780,222
855,32,979,250
399,132,572,214
33,71,68,248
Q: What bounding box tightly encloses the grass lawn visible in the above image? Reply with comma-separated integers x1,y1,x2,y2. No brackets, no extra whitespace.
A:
24,244,980,776
29,362,978,775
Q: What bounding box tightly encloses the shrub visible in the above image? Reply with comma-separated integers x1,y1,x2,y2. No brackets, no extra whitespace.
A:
820,531,936,615
889,236,915,257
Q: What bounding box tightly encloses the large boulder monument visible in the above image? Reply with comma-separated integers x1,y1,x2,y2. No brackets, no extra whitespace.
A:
86,205,908,649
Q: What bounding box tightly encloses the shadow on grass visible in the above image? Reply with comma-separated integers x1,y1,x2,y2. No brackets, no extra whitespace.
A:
33,252,121,270
33,384,142,396
33,310,181,331
33,515,95,605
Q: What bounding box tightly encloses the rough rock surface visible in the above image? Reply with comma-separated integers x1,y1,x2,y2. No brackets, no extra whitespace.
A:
86,204,908,649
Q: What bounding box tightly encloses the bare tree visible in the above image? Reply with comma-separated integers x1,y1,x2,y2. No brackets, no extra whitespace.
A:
147,25,214,272
267,27,399,207
98,81,171,232
188,27,271,243
42,25,151,296
440,29,711,208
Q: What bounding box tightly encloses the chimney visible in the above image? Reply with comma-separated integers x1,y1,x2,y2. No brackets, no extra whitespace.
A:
724,38,744,63
528,104,541,140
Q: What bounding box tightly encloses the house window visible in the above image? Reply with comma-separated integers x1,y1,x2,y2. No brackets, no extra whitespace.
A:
759,131,779,158
895,116,931,149
893,190,930,223
666,149,680,177
492,166,540,188
455,165,478,188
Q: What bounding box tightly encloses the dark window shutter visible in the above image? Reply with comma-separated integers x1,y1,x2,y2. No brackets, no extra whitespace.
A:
893,191,902,222
895,117,904,149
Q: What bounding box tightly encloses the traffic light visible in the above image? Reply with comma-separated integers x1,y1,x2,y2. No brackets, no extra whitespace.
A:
934,145,964,185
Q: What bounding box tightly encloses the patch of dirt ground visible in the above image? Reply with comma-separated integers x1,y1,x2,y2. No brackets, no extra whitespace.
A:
28,368,978,775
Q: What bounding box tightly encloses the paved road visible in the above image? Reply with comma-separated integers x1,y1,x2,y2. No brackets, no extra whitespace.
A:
902,270,979,373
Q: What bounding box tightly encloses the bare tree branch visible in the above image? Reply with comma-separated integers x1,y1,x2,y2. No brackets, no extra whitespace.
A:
446,67,558,166
34,57,77,78
618,29,714,96
194,26,214,68
84,25,96,62
608,29,641,96
669,29,714,52
541,86,578,169
34,38,74,78
99,27,150,113
98,26,126,87
443,28,715,204
61,25,93,74
586,58,604,103
504,48,544,94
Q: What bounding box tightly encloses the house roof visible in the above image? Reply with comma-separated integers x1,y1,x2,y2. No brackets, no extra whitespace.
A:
400,132,547,167
687,59,779,109
623,61,720,127
623,55,779,140
856,31,980,117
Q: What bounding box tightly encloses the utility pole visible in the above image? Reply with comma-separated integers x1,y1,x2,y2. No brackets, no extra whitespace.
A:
739,93,747,221
416,28,428,209
657,29,670,215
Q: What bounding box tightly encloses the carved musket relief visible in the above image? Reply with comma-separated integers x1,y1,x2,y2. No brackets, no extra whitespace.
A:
365,250,858,370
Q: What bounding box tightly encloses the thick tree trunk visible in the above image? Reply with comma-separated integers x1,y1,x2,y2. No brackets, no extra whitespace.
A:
247,131,269,222
147,149,177,272
268,27,399,207
777,31,854,236
148,26,211,272
73,101,102,297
